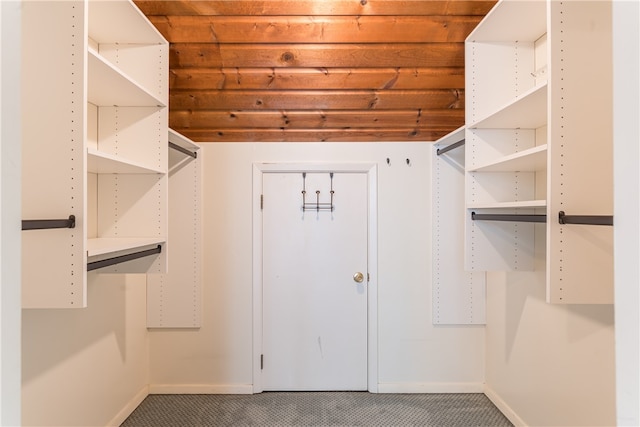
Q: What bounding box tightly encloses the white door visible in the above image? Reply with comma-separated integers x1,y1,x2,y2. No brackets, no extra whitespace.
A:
262,171,369,390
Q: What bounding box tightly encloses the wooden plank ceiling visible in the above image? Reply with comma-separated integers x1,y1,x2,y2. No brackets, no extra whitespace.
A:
135,0,496,142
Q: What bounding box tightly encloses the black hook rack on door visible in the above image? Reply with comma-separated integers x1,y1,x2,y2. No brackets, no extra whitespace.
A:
301,172,335,211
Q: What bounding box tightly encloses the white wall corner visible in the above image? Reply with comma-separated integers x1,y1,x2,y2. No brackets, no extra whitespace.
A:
483,386,527,427
106,385,149,427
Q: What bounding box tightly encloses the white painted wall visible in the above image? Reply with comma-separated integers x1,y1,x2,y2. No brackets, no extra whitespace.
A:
484,224,616,426
1,2,22,424
613,1,640,425
21,273,149,427
149,142,485,393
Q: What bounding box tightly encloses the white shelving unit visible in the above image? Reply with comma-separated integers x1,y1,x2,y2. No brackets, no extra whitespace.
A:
464,0,613,304
147,130,203,328
21,0,168,308
432,127,486,325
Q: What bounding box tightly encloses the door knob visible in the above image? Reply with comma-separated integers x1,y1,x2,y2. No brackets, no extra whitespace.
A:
353,272,364,283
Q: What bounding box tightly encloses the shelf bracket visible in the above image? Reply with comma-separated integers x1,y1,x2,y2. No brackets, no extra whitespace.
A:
436,139,465,156
471,212,547,223
87,245,162,272
558,211,613,226
22,215,76,230
169,141,197,159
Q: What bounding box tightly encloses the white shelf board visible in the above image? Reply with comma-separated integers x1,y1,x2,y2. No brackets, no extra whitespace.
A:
467,0,546,43
87,148,165,174
467,200,547,209
88,48,166,107
434,125,465,147
87,237,166,257
470,145,547,172
469,83,547,130
169,128,200,152
88,0,166,45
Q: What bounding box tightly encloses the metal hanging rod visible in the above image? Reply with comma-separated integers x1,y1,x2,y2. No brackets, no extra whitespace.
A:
87,245,162,272
558,211,613,226
436,139,465,156
169,142,197,159
471,212,547,223
22,215,76,230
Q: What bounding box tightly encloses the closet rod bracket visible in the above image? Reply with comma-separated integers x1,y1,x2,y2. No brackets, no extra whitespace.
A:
558,211,613,226
22,215,76,230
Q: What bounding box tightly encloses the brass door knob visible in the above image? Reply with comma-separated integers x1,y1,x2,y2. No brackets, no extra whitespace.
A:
353,272,364,283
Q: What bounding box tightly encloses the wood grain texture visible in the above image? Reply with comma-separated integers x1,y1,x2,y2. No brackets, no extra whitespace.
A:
136,1,496,17
170,43,465,68
169,109,465,129
169,89,463,110
148,15,483,43
169,68,465,90
134,0,496,142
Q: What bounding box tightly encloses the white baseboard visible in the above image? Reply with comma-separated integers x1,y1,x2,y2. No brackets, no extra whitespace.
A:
484,385,527,427
106,385,149,427
377,382,484,394
149,384,254,394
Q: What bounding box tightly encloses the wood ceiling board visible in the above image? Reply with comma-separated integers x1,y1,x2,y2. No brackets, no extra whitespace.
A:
169,67,465,91
135,1,496,17
135,0,497,142
169,109,465,129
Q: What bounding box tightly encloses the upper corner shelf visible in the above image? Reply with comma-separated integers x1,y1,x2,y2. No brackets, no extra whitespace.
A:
435,126,465,147
88,48,166,108
467,200,547,210
169,129,200,153
88,0,166,45
468,83,547,130
87,148,165,174
467,0,546,43
469,144,547,173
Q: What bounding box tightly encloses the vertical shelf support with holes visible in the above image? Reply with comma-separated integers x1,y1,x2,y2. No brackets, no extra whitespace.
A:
147,130,203,328
463,0,613,304
432,127,486,325
21,0,169,308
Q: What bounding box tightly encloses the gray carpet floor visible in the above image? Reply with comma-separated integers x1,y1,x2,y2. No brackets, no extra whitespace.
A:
120,392,513,426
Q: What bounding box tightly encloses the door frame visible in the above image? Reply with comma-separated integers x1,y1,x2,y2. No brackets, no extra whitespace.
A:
252,162,378,393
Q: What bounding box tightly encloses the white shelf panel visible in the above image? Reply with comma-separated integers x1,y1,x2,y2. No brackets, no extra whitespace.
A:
435,126,465,147
467,200,547,209
88,48,166,107
88,0,166,45
470,144,547,172
88,148,165,174
169,128,200,152
470,83,547,130
467,0,546,43
87,237,166,257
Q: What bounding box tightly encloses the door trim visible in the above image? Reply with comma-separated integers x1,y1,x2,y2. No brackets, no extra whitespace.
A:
252,162,378,393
